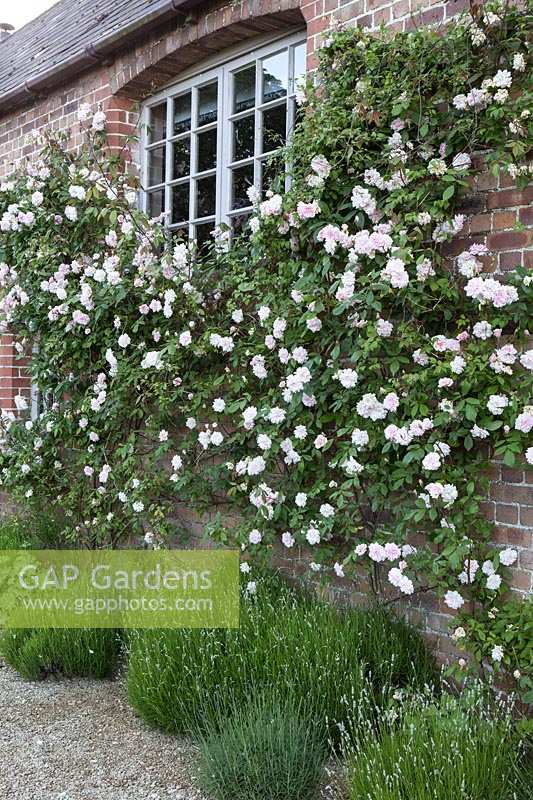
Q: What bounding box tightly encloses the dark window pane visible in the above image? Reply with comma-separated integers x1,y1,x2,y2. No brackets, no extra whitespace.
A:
262,103,286,153
198,82,217,126
294,101,305,130
148,146,165,186
262,51,288,103
231,212,251,236
293,43,306,89
195,222,214,249
261,154,283,193
234,66,255,113
172,183,190,224
197,129,217,172
147,189,164,217
173,137,190,180
148,103,166,143
171,226,188,242
233,115,254,161
174,92,191,135
231,164,254,210
196,175,216,218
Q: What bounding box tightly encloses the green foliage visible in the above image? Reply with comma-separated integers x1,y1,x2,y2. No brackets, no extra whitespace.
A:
197,693,327,800
0,515,36,549
345,683,529,800
0,511,71,550
126,577,435,737
0,1,531,697
460,597,533,704
0,627,121,680
513,731,533,800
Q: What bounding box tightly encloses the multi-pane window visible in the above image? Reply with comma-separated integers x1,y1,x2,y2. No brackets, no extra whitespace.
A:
142,33,306,242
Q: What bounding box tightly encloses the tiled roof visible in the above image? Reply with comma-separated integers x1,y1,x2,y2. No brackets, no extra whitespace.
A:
0,0,195,103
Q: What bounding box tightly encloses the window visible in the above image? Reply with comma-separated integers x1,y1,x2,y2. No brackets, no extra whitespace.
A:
142,33,306,241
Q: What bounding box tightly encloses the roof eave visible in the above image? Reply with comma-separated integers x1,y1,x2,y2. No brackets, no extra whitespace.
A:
0,0,203,115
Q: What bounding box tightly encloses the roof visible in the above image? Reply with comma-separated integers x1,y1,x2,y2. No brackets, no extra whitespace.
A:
0,0,200,112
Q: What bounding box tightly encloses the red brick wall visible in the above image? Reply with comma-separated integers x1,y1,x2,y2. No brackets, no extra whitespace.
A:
302,0,470,66
0,334,30,412
0,0,531,663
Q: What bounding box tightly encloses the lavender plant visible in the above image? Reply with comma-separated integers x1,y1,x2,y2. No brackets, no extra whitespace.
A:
344,683,530,800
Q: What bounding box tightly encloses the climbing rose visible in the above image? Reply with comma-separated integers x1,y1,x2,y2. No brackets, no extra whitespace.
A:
444,590,464,610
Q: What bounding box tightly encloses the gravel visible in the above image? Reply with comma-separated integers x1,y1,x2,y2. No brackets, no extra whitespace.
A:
0,660,206,800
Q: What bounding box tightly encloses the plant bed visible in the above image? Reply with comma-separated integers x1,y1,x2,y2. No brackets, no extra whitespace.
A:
127,576,436,737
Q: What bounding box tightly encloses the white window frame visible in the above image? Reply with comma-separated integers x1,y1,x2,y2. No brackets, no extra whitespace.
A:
140,30,306,239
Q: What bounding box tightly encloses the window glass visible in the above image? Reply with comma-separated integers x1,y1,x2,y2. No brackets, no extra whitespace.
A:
262,104,286,153
172,184,190,224
234,66,255,113
174,93,192,135
147,188,164,217
261,156,282,194
231,164,254,210
293,43,306,88
148,103,166,143
148,147,165,186
233,115,255,161
230,212,250,236
197,129,217,172
195,222,214,249
262,51,288,103
198,82,218,126
172,138,190,180
196,175,217,218
171,227,188,244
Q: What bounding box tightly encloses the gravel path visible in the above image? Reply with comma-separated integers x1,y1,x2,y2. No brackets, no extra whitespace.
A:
0,660,206,800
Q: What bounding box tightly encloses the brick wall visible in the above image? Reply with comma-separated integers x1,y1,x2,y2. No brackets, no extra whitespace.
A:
0,0,531,665
0,334,30,413
302,0,470,66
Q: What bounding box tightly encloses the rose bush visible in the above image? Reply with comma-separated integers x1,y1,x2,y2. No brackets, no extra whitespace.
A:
0,3,531,697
